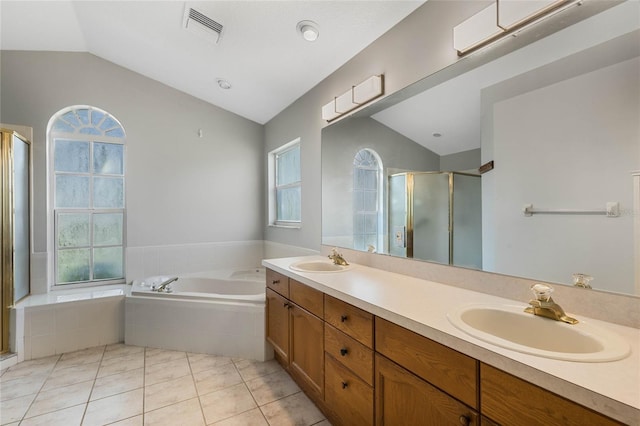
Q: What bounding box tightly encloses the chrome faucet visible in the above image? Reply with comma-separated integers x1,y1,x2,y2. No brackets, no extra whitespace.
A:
524,283,578,325
153,276,178,292
328,248,349,266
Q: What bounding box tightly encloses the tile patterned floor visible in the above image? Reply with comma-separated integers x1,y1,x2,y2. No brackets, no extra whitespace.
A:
0,344,331,426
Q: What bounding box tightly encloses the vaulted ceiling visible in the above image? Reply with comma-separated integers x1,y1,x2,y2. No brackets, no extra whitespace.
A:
0,1,424,124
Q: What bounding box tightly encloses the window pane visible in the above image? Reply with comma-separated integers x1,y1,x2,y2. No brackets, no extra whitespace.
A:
94,213,123,246
106,128,125,138
57,248,91,284
94,247,124,280
93,177,124,208
62,111,81,127
276,186,301,221
55,140,89,172
364,191,377,211
276,146,300,186
94,143,124,175
91,110,105,127
76,108,90,125
58,213,90,247
52,120,75,133
56,175,90,208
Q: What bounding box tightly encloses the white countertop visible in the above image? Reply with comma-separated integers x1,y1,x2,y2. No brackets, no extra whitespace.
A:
263,255,640,425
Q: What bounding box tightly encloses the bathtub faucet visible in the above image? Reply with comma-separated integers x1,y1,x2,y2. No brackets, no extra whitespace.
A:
154,276,178,292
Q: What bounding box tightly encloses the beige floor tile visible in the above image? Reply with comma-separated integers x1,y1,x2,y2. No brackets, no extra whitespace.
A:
0,393,36,424
245,370,301,406
109,415,143,425
25,380,92,419
103,344,145,361
41,362,99,391
90,367,144,401
97,353,145,378
233,359,283,382
0,373,47,401
145,348,186,367
143,397,205,426
0,356,59,381
199,383,257,425
144,357,191,386
56,346,105,369
260,392,325,426
144,374,197,412
193,363,243,396
19,403,85,426
82,388,143,426
187,353,233,373
211,408,268,426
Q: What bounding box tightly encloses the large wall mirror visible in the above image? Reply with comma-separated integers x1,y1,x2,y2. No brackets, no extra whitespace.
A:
322,2,639,296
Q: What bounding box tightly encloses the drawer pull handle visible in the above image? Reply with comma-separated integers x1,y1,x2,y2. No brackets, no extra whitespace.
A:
341,381,348,389
458,415,470,426
340,315,348,322
272,279,280,284
340,348,348,356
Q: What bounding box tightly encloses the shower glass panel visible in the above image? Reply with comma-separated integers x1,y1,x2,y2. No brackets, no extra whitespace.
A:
452,173,482,269
413,173,450,264
13,134,30,302
388,174,407,257
388,171,481,266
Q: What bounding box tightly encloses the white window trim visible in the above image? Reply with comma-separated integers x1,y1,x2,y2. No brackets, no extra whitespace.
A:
268,138,302,228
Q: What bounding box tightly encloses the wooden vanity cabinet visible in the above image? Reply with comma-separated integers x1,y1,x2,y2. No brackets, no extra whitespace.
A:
480,364,623,426
266,268,623,426
265,271,324,399
323,295,375,425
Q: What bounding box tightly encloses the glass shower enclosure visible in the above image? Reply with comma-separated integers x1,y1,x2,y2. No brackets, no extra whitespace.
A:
389,171,481,269
1,129,31,354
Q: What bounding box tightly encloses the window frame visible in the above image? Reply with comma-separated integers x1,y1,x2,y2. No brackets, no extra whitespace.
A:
47,106,127,289
352,148,384,252
268,138,302,228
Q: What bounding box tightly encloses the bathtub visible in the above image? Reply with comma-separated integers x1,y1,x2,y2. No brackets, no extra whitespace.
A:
125,267,273,361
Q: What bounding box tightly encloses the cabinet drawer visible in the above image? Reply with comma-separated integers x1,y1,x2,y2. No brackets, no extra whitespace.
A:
324,295,373,348
325,354,374,426
290,279,323,318
480,363,622,426
266,269,289,298
375,317,478,409
325,324,374,386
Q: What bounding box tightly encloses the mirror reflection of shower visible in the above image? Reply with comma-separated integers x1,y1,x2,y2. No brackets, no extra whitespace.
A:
389,171,481,268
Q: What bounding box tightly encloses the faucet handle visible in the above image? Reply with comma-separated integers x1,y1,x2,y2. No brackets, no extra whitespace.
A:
530,283,554,302
572,273,593,289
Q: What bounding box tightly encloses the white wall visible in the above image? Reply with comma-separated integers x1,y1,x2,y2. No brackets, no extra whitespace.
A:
0,51,265,291
484,57,639,294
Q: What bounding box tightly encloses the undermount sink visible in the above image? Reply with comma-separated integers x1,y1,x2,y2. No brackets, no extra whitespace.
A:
447,304,630,362
290,260,350,273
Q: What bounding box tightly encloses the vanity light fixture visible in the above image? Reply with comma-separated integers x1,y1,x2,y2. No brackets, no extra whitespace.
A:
297,20,319,42
454,0,582,56
322,75,384,121
216,78,231,90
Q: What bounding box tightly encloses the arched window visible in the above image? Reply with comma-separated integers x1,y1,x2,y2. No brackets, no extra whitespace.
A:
352,149,383,252
47,106,126,286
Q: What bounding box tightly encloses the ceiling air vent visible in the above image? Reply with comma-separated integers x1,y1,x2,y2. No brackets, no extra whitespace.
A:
183,6,224,44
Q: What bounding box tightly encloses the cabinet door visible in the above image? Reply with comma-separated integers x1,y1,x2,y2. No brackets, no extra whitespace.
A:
290,304,324,397
481,363,622,426
266,288,290,364
325,354,374,426
375,354,478,426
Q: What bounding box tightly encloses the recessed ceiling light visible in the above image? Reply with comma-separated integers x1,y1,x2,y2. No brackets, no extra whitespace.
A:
433,132,442,137
216,78,231,90
297,20,319,42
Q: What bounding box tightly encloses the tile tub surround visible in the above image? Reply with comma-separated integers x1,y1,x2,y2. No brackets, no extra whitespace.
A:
0,344,331,426
264,255,640,425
